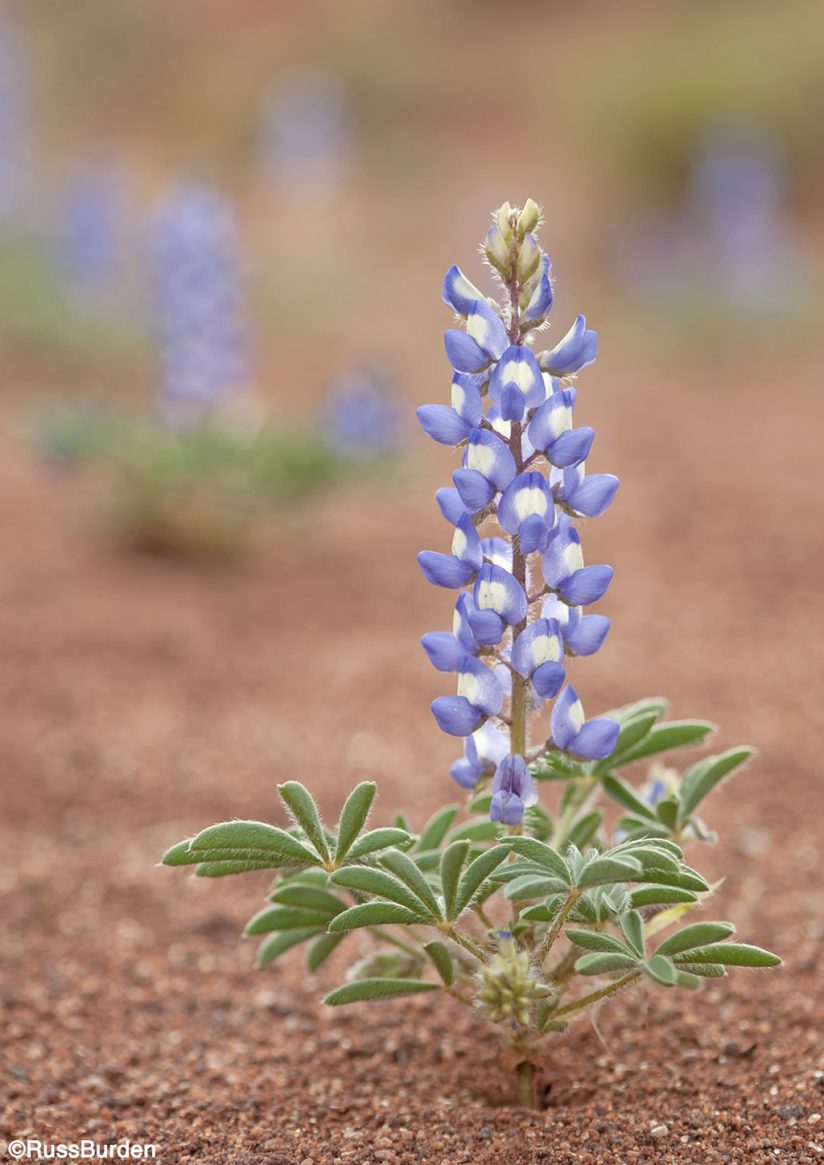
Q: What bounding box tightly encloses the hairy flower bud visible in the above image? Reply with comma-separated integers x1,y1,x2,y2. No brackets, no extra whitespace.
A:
475,935,543,1027
517,197,541,237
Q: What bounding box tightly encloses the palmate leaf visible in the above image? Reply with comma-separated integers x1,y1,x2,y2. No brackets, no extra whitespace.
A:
307,932,345,972
505,838,570,883
245,905,334,934
629,885,698,908
619,910,646,957
439,840,470,920
334,781,377,861
269,884,346,916
196,859,284,877
189,820,318,865
578,856,643,888
673,943,781,968
656,921,735,956
592,710,660,773
644,953,678,986
324,978,441,1006
565,929,632,956
610,720,716,767
416,806,459,852
575,951,639,975
380,850,443,918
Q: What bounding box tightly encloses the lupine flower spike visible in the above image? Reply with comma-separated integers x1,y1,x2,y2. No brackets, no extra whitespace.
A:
419,200,618,822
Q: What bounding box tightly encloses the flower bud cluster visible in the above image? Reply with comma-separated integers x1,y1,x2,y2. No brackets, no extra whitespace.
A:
418,201,619,825
474,934,547,1027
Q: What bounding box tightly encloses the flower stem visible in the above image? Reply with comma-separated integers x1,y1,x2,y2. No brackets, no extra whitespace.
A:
552,970,642,1020
536,888,580,965
516,1059,537,1109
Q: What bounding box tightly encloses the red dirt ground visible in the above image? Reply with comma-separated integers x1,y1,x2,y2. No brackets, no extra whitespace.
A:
1,362,822,1163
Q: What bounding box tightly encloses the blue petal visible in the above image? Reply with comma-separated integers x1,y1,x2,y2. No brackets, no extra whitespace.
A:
465,300,508,360
523,272,553,321
451,374,484,425
542,515,582,589
489,345,545,408
565,613,611,656
532,660,566,699
511,619,562,678
416,404,471,446
499,383,525,422
444,329,491,373
498,471,554,536
542,314,598,374
464,429,516,491
450,756,481,790
559,565,613,606
417,551,476,589
570,717,620,760
431,696,483,737
519,512,552,554
458,655,504,716
489,790,525,826
435,487,468,524
421,632,465,672
548,426,594,468
454,593,482,653
527,389,576,452
467,608,506,646
550,685,582,751
563,472,619,518
474,564,528,626
453,468,494,514
442,264,485,316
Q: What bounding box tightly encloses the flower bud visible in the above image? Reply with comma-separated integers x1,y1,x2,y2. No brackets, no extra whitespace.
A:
516,232,540,282
494,202,514,240
475,935,542,1027
484,224,511,276
517,197,541,237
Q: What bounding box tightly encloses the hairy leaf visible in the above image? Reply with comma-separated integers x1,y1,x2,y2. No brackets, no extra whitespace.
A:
679,747,755,819
327,901,426,932
629,886,698,908
324,978,440,1006
601,776,657,822
278,782,330,860
578,856,643,888
245,905,333,935
619,910,646,957
307,932,345,972
380,850,442,918
674,943,780,968
330,866,432,915
567,811,604,849
565,929,632,956
613,720,715,766
656,921,735,957
439,840,470,920
191,820,317,865
334,782,377,861
269,885,346,917
346,828,413,860
645,953,678,986
506,838,570,882
453,845,511,918
416,806,459,852
575,952,639,975
258,927,322,967
424,941,455,985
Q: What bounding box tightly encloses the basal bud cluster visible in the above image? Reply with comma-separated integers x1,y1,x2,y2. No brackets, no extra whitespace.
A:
475,934,547,1027
417,201,620,826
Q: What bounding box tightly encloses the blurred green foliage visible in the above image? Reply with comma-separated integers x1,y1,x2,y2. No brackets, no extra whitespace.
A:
575,3,824,207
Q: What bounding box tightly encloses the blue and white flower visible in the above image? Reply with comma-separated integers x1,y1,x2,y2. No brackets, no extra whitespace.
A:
511,618,565,699
527,388,594,468
450,722,510,790
490,755,538,826
539,314,598,375
550,685,619,760
498,471,555,554
552,463,619,518
431,654,504,736
542,516,613,606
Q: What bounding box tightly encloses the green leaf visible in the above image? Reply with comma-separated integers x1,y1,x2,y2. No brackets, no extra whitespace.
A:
505,838,570,882
601,776,658,822
655,797,679,830
453,845,511,919
619,910,646,956
277,782,330,860
194,859,281,877
612,720,715,765
191,820,317,865
594,710,659,772
503,875,567,901
673,970,703,990
656,921,735,957
567,811,604,849
334,782,377,861
324,978,440,1006
638,866,710,893
161,839,200,866
675,961,727,978
269,885,346,916
531,752,587,781
617,842,682,871
629,886,698,908
329,866,433,914
575,952,639,975
439,840,470,920
679,747,755,819
346,828,413,860
307,932,344,972
424,941,455,985
380,850,442,918
416,806,459,852
674,943,781,968
469,792,493,814
258,927,322,967
447,819,501,844
327,901,426,933
519,903,557,923
606,696,669,724
245,905,334,935
565,929,632,956
578,856,643,888
645,954,678,986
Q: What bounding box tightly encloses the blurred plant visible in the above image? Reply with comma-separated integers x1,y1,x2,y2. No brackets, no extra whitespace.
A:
161,201,779,1104
259,69,353,197
0,13,29,223
151,182,252,430
57,161,125,305
321,365,401,458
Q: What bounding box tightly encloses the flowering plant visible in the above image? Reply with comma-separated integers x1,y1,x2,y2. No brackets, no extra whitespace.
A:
161,200,779,1107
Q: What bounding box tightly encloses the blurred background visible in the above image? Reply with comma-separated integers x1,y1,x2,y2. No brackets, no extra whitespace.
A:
1,0,822,1145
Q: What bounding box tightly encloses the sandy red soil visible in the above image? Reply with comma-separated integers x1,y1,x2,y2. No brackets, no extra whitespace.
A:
1,361,822,1163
